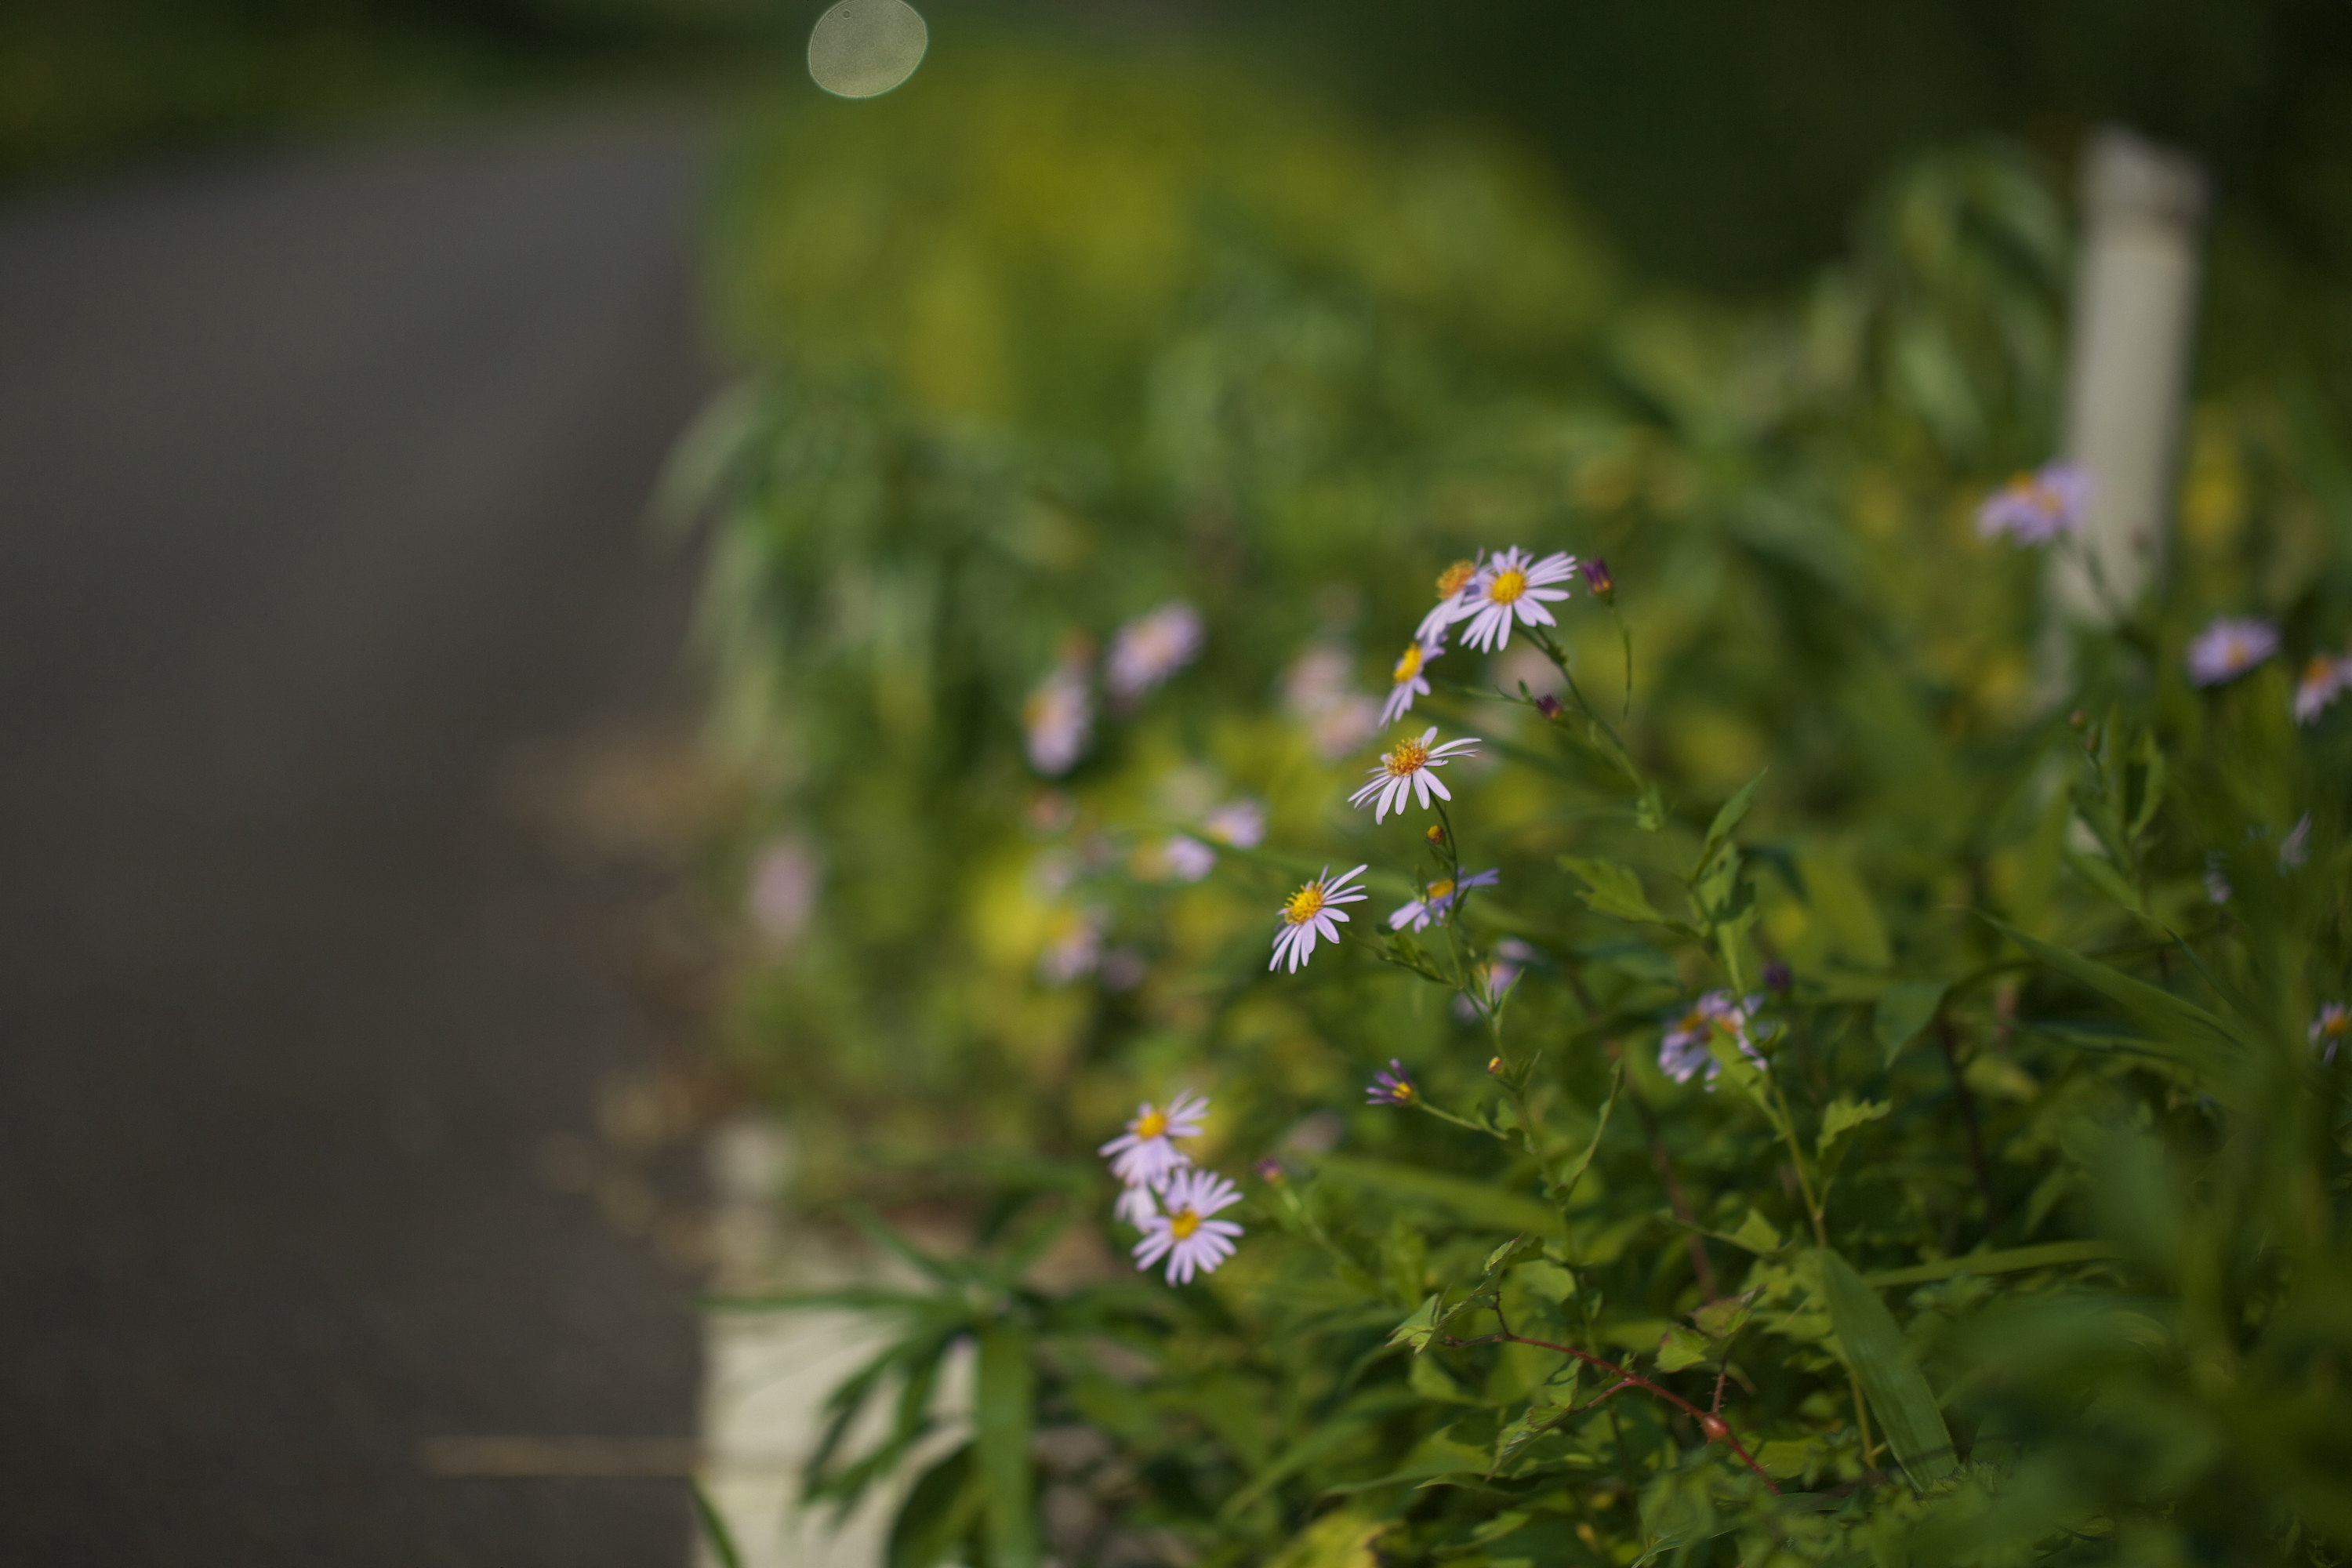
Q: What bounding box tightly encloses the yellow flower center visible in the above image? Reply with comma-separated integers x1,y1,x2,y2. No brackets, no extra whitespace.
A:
1133,1109,1168,1140
1392,644,1425,684
1283,883,1328,925
2307,655,2336,684
1427,878,1455,900
1436,561,1477,598
1170,1207,1201,1240
1383,737,1431,777
1487,568,1527,605
2325,1013,2348,1039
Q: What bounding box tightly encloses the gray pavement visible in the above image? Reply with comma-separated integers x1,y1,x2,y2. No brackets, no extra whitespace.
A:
0,117,715,1563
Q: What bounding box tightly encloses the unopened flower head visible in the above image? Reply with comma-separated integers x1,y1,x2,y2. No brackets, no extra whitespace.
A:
1658,991,1769,1087
1100,1090,1210,1189
1348,726,1481,822
1269,864,1369,973
1203,798,1266,849
1976,462,2089,546
1132,1166,1244,1285
1388,868,1497,932
1380,637,1444,725
1365,1059,1417,1105
2310,1002,2347,1064
2187,617,2281,688
1163,835,1218,883
1105,601,1204,703
1579,557,1616,603
1458,547,1577,653
2293,652,2351,724
1415,556,1485,642
1024,655,1094,776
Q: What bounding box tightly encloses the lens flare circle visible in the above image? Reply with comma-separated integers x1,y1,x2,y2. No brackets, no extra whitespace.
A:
807,0,928,100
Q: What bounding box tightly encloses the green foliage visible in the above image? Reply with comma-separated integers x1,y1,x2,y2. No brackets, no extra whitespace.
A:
691,41,2352,1567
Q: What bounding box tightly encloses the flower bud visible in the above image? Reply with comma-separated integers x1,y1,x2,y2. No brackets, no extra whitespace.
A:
1425,823,1447,846
1486,1055,1504,1075
1534,693,1564,721
1254,1156,1285,1184
1762,960,1792,995
1580,557,1616,604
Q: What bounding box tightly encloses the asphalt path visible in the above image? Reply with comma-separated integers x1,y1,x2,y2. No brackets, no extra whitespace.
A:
0,118,713,1563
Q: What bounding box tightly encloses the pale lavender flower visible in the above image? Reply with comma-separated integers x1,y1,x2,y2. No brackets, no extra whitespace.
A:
1457,547,1577,653
2187,617,2281,688
1105,601,1204,704
1365,1059,1417,1106
1269,864,1370,973
2281,813,2313,871
1348,726,1481,822
1132,1167,1244,1285
1163,835,1218,883
1658,991,1769,1087
2293,653,2351,724
1388,868,1499,932
2310,1003,2348,1065
1414,557,1486,643
1379,637,1444,726
1203,798,1266,848
1100,1091,1210,1189
2205,859,2233,906
1024,655,1094,775
1976,462,2089,546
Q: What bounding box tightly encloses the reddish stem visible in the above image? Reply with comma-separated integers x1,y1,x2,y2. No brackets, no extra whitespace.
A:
1446,1331,1779,1492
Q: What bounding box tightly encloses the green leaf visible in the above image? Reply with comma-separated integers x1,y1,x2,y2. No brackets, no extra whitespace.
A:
1728,1210,1784,1255
1864,1240,2127,1289
1692,1295,1755,1340
2064,848,2147,917
1817,1248,1957,1490
1316,1155,1566,1240
1981,917,2243,1084
887,1445,980,1568
1514,1261,1577,1303
1560,856,1664,923
1700,769,1767,869
1873,981,1946,1067
1817,1096,1892,1163
975,1326,1040,1568
1388,1292,1443,1355
1655,1323,1712,1372
692,1479,746,1568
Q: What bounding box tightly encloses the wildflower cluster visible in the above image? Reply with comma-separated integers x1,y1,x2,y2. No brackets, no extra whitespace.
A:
1024,601,1203,775
1100,1091,1245,1284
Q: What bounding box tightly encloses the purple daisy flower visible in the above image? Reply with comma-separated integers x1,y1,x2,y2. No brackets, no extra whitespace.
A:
1976,462,2090,546
2187,617,2281,688
1132,1167,1245,1285
1365,1059,1417,1105
1658,991,1769,1088
1099,1091,1209,1189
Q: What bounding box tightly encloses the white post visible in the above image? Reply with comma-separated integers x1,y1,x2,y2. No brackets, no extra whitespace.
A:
2051,127,2209,623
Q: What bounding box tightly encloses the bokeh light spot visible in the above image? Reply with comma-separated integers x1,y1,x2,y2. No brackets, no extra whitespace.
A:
807,0,928,100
